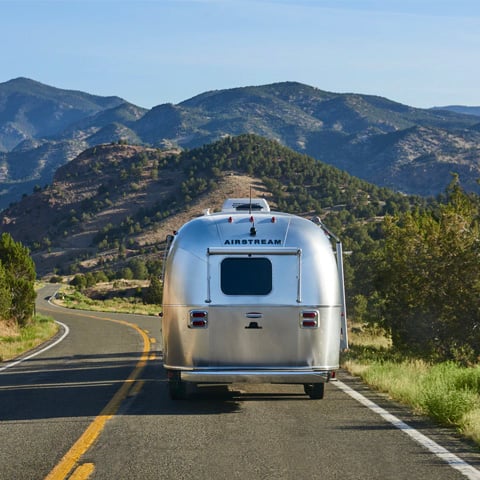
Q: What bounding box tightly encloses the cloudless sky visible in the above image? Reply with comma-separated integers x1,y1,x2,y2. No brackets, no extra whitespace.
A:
1,0,479,109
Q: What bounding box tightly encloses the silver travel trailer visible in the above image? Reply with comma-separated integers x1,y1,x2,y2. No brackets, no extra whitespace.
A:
161,198,348,400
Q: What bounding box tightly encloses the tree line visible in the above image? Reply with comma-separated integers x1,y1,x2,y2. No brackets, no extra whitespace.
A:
68,257,163,304
370,176,480,363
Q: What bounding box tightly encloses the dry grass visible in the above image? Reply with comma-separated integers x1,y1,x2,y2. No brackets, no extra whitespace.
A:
135,173,273,247
0,320,19,338
461,408,480,444
0,316,58,362
343,321,480,445
348,321,392,350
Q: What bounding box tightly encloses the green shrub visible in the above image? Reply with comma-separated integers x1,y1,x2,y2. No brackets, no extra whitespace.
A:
419,363,480,425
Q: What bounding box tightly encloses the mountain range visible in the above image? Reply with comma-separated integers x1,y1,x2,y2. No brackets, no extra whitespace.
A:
1,77,480,210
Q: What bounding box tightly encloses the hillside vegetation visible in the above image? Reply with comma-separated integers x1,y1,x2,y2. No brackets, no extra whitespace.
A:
2,78,480,210
1,134,424,275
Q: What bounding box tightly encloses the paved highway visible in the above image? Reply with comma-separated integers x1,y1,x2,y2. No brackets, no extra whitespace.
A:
1,285,480,479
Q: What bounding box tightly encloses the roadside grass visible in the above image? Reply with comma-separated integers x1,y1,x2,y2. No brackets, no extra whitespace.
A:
0,315,58,362
342,322,480,445
54,284,162,317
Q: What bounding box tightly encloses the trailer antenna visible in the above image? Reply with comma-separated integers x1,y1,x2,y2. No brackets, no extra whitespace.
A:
249,186,256,236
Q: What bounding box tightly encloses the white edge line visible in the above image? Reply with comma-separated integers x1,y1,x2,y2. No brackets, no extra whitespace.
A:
0,320,70,373
335,380,480,480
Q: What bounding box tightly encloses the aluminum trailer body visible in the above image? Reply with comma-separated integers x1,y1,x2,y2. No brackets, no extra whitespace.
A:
162,198,347,399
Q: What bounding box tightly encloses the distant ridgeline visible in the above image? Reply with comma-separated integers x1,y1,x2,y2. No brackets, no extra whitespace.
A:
1,78,480,211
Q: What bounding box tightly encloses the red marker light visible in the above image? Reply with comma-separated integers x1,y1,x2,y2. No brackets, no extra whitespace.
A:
300,311,318,328
190,310,208,328
228,216,233,223
192,319,207,327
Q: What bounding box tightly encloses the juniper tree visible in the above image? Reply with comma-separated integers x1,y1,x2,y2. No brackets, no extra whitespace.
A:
376,177,480,362
0,233,36,326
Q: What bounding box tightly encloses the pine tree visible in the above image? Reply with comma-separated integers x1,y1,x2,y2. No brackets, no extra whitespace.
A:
0,233,36,326
0,261,12,320
143,276,163,305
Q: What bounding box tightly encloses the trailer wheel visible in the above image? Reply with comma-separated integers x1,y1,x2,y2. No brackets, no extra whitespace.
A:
304,383,325,399
168,372,188,400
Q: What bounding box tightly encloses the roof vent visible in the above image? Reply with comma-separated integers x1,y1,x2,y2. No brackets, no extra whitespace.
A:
221,198,270,213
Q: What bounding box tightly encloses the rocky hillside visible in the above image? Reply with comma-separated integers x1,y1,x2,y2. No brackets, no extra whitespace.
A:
0,78,146,209
0,135,426,277
1,78,480,209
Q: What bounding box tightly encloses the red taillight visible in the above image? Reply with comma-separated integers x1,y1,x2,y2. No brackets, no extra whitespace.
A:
300,311,318,328
192,320,207,327
189,311,208,328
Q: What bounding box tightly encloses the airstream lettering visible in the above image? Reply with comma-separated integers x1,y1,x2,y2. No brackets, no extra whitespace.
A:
161,198,348,400
223,239,282,245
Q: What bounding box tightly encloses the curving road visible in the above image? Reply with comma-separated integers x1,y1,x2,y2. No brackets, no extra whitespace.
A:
1,285,480,480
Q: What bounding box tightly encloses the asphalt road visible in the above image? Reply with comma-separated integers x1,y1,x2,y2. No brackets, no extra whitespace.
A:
1,285,480,480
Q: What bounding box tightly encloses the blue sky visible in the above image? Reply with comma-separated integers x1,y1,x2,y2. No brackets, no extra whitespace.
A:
1,0,479,109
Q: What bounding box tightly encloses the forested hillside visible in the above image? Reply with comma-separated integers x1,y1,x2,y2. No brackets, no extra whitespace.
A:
1,133,426,297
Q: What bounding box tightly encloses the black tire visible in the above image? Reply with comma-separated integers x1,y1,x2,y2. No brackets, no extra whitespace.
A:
304,383,325,399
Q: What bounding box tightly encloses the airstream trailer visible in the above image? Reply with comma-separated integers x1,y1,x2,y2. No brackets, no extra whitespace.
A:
161,198,348,400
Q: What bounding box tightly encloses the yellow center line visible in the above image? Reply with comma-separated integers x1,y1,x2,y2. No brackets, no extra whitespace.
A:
128,380,145,397
68,463,95,480
44,313,151,480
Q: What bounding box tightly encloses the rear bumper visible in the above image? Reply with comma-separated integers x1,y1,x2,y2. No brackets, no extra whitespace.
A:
172,368,335,384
